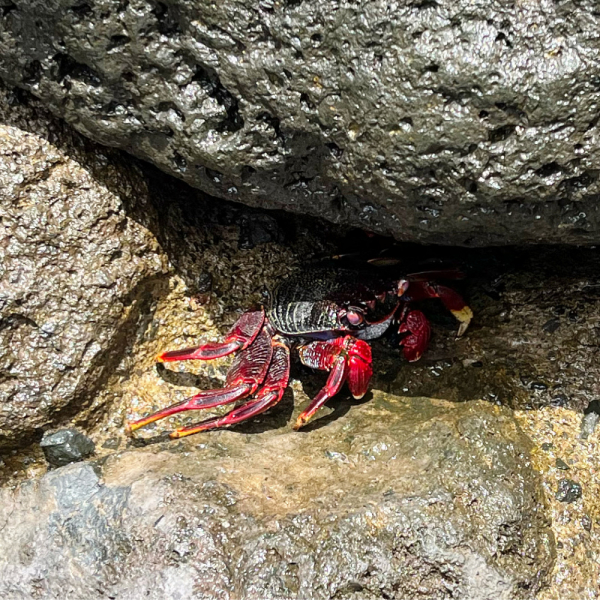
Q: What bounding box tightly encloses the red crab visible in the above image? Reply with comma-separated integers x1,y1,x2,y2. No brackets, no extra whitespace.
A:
127,267,472,438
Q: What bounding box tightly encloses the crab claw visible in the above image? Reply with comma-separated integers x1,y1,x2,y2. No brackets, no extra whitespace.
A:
398,309,431,362
156,309,265,362
294,336,372,429
405,281,473,337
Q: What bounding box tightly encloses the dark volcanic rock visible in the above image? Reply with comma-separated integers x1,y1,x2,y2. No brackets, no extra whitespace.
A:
0,396,554,599
0,86,167,449
556,479,583,504
40,428,95,467
0,1,600,244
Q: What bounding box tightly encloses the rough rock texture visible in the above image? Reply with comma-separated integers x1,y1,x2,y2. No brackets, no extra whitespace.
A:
0,396,554,600
0,1,600,244
0,86,167,449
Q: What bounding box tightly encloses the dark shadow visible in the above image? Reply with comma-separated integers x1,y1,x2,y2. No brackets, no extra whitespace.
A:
156,362,224,391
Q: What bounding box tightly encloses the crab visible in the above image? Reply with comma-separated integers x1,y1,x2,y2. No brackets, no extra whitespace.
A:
127,267,472,438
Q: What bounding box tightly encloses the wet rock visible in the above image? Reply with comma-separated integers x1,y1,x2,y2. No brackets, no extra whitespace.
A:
1,2,600,244
556,479,583,503
0,396,554,599
555,458,570,471
40,428,95,468
0,85,167,449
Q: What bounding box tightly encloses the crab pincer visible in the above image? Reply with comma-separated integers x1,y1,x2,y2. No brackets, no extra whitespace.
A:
294,336,372,429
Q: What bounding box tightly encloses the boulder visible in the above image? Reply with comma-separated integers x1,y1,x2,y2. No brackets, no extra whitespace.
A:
0,1,599,244
0,395,555,599
0,85,167,448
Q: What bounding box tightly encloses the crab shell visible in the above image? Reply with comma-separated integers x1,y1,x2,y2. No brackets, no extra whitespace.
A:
267,268,407,341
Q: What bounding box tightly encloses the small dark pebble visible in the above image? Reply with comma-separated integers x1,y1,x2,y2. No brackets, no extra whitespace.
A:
580,411,600,440
557,541,564,549
542,318,560,333
470,361,483,368
102,437,121,450
568,309,579,322
555,458,570,470
196,272,213,294
556,479,582,503
550,394,569,408
238,213,285,249
40,428,95,468
541,442,553,451
553,305,567,316
582,514,592,531
530,381,548,391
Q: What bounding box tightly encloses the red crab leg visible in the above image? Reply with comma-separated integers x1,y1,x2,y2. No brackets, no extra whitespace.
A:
398,308,431,362
127,327,273,433
171,341,291,437
156,309,265,362
294,336,372,430
406,281,473,336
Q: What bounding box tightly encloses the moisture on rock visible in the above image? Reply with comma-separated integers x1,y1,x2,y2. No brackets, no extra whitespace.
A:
0,84,167,449
1,1,600,244
40,428,96,468
0,396,554,600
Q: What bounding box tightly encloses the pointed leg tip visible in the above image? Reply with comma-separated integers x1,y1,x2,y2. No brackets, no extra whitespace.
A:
293,418,304,431
294,414,311,430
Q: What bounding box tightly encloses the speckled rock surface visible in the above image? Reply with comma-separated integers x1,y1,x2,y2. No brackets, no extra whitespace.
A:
0,86,167,449
0,396,554,600
2,1,600,244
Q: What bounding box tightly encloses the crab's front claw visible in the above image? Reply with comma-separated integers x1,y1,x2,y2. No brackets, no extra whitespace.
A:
157,309,265,362
398,309,431,362
405,281,473,337
294,336,372,429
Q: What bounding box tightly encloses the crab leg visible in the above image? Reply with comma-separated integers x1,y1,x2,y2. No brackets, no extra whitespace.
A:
157,309,265,362
294,336,372,429
398,308,431,362
406,281,473,337
171,341,291,437
127,326,273,433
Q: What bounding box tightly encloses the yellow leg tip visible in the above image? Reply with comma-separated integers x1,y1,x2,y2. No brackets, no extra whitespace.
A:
452,306,473,337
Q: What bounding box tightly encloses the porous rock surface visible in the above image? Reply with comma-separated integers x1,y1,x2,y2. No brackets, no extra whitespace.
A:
0,396,554,600
0,86,167,449
1,0,600,244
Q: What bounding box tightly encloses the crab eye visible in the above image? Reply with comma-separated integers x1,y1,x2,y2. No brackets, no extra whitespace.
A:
346,310,363,326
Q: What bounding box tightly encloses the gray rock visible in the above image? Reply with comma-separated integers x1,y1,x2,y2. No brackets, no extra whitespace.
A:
40,428,95,467
0,84,167,449
0,396,555,599
1,1,600,244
